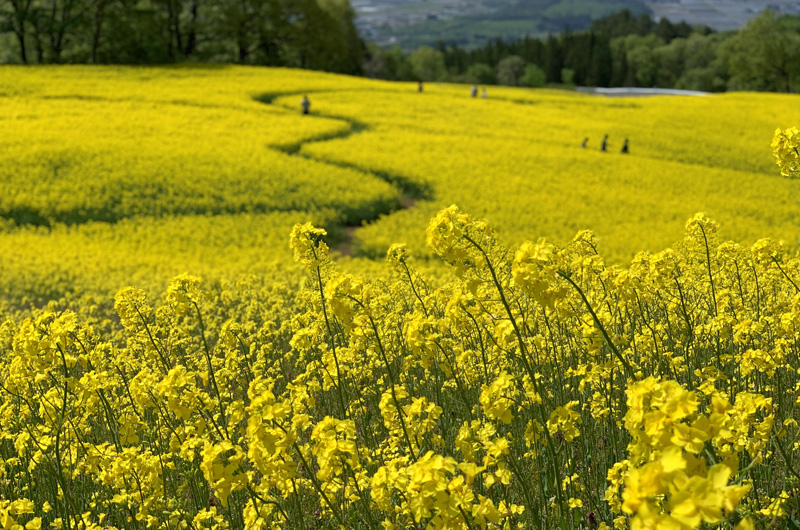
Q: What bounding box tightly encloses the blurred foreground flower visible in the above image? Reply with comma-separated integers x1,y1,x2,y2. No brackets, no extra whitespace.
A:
772,127,799,177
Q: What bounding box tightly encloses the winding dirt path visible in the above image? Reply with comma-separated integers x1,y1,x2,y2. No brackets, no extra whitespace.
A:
256,91,427,256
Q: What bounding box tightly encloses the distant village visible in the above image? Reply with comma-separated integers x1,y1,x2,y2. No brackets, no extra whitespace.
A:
354,0,800,47
351,0,495,44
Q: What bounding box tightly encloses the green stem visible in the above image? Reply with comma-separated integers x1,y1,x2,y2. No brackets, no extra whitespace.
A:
310,247,349,418
697,224,718,316
556,270,634,378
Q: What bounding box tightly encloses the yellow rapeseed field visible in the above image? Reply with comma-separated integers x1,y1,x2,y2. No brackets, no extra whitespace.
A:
3,65,800,302
292,88,800,261
1,65,800,530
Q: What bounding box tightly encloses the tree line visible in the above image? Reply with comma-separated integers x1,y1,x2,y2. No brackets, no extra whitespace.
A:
0,0,363,72
365,9,800,93
2,0,799,93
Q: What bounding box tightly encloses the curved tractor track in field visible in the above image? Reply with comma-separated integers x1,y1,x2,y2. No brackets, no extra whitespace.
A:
255,91,429,257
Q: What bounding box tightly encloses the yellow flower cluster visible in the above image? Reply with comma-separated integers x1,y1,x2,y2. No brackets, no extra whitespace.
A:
480,372,518,425
613,378,768,530
772,126,800,177
4,66,800,530
1,206,797,529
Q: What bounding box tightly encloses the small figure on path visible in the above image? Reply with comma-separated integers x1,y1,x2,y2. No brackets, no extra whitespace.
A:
418,81,424,93
601,134,608,152
301,95,311,115
470,85,478,98
581,137,588,149
621,138,629,154
482,87,488,99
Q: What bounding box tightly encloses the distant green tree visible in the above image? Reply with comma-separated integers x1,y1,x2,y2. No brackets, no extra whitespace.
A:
520,63,546,87
676,66,724,92
674,33,727,92
210,0,270,63
409,45,446,81
387,45,416,80
0,0,367,72
590,9,654,39
586,34,612,86
364,44,415,80
466,62,496,84
315,0,364,74
544,34,562,82
654,17,677,42
496,54,525,85
1,0,36,62
562,32,591,85
441,41,469,74
619,34,664,86
280,0,363,74
363,43,388,78
561,67,575,85
609,36,630,86
517,36,545,68
721,10,800,93
653,37,686,87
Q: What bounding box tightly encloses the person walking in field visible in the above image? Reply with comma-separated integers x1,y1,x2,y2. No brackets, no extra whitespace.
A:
482,87,488,99
301,95,311,115
621,138,629,154
470,85,478,98
418,81,424,93
581,137,588,148
601,134,608,152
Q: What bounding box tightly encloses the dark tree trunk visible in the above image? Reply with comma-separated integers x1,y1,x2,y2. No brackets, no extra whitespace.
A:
170,0,184,56
47,0,75,63
165,0,178,58
237,28,248,62
14,30,28,63
48,0,60,61
91,0,105,63
10,0,34,63
184,0,197,56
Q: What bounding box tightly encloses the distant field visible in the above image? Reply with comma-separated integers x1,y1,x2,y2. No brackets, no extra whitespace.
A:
1,65,799,304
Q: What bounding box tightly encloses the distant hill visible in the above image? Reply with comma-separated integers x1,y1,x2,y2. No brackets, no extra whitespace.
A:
649,0,800,32
356,0,651,49
355,0,800,50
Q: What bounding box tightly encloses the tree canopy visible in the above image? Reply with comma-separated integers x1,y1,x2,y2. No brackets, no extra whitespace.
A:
0,0,364,72
365,10,799,94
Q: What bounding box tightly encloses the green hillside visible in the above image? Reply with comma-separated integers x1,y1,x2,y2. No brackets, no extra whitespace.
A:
372,0,650,49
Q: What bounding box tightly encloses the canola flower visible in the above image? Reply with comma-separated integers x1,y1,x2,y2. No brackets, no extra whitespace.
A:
773,126,800,177
4,66,800,530
2,203,800,530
